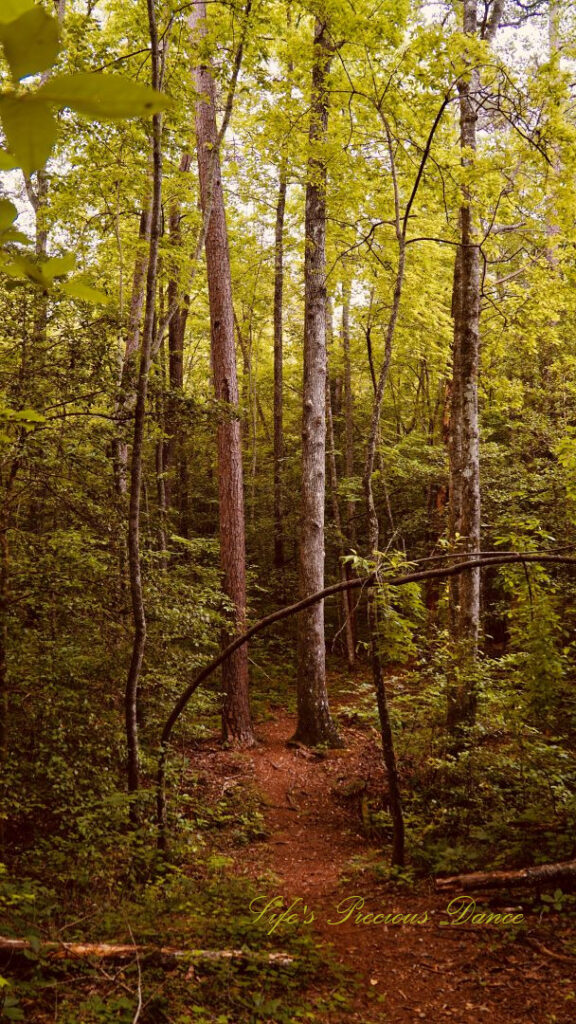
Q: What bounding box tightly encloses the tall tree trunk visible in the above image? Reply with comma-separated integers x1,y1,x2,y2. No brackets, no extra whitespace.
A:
326,365,355,669
341,281,356,548
447,0,489,729
164,151,191,514
189,0,254,746
293,17,341,748
125,0,163,801
113,203,152,497
361,120,406,867
447,0,504,728
273,170,287,574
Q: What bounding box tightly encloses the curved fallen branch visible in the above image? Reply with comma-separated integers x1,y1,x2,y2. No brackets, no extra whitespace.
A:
156,550,576,844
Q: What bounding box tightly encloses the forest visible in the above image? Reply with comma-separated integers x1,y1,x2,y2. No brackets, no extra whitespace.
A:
1,0,576,1021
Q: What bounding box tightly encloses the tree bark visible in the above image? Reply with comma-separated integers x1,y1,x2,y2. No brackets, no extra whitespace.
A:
0,937,293,966
113,203,152,497
164,151,192,519
124,0,163,801
293,17,341,748
360,120,406,866
326,362,355,669
341,281,356,548
189,0,254,746
447,0,503,728
436,859,576,893
273,170,287,573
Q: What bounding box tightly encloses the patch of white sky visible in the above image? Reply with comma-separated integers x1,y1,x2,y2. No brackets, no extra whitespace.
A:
0,0,115,246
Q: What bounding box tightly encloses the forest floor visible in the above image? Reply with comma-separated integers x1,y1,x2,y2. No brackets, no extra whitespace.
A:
195,703,576,1024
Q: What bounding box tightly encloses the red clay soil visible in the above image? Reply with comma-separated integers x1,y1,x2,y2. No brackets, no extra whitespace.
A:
215,711,576,1024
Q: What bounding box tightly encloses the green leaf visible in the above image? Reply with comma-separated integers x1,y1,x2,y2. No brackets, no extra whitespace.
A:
0,253,45,284
0,228,28,244
14,408,45,423
38,73,171,120
0,199,18,231
42,253,76,281
0,7,60,82
60,279,108,304
0,95,57,174
0,150,18,170
0,0,33,25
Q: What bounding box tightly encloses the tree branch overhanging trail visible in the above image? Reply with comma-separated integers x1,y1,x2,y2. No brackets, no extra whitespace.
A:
156,550,576,843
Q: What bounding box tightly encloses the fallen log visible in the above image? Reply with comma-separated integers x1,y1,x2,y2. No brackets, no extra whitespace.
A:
0,937,294,966
435,859,576,893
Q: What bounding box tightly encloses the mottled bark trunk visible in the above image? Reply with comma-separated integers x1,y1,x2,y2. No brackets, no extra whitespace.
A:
293,18,341,748
273,171,287,572
125,0,163,801
446,0,481,729
447,0,502,729
189,0,254,746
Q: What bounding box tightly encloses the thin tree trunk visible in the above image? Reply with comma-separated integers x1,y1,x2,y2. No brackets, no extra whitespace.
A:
293,17,341,748
156,341,168,570
0,457,19,775
125,0,163,801
362,120,406,867
234,311,270,442
189,0,254,746
341,281,356,548
114,203,152,497
273,170,287,573
164,151,192,515
447,0,503,728
326,363,355,669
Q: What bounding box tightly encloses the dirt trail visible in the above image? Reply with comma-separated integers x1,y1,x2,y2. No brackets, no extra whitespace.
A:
225,712,575,1023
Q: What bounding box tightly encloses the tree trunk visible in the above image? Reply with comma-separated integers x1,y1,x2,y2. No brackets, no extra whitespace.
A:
189,0,254,746
125,0,163,802
0,937,293,967
326,363,355,669
113,203,152,497
436,859,576,893
156,551,576,841
293,17,341,748
164,151,192,518
273,170,287,573
361,119,406,866
447,0,488,729
341,281,356,548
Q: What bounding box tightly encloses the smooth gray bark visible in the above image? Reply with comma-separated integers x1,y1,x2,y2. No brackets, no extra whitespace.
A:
293,17,341,747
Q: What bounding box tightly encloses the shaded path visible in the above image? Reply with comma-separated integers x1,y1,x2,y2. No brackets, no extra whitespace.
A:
219,712,575,1023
